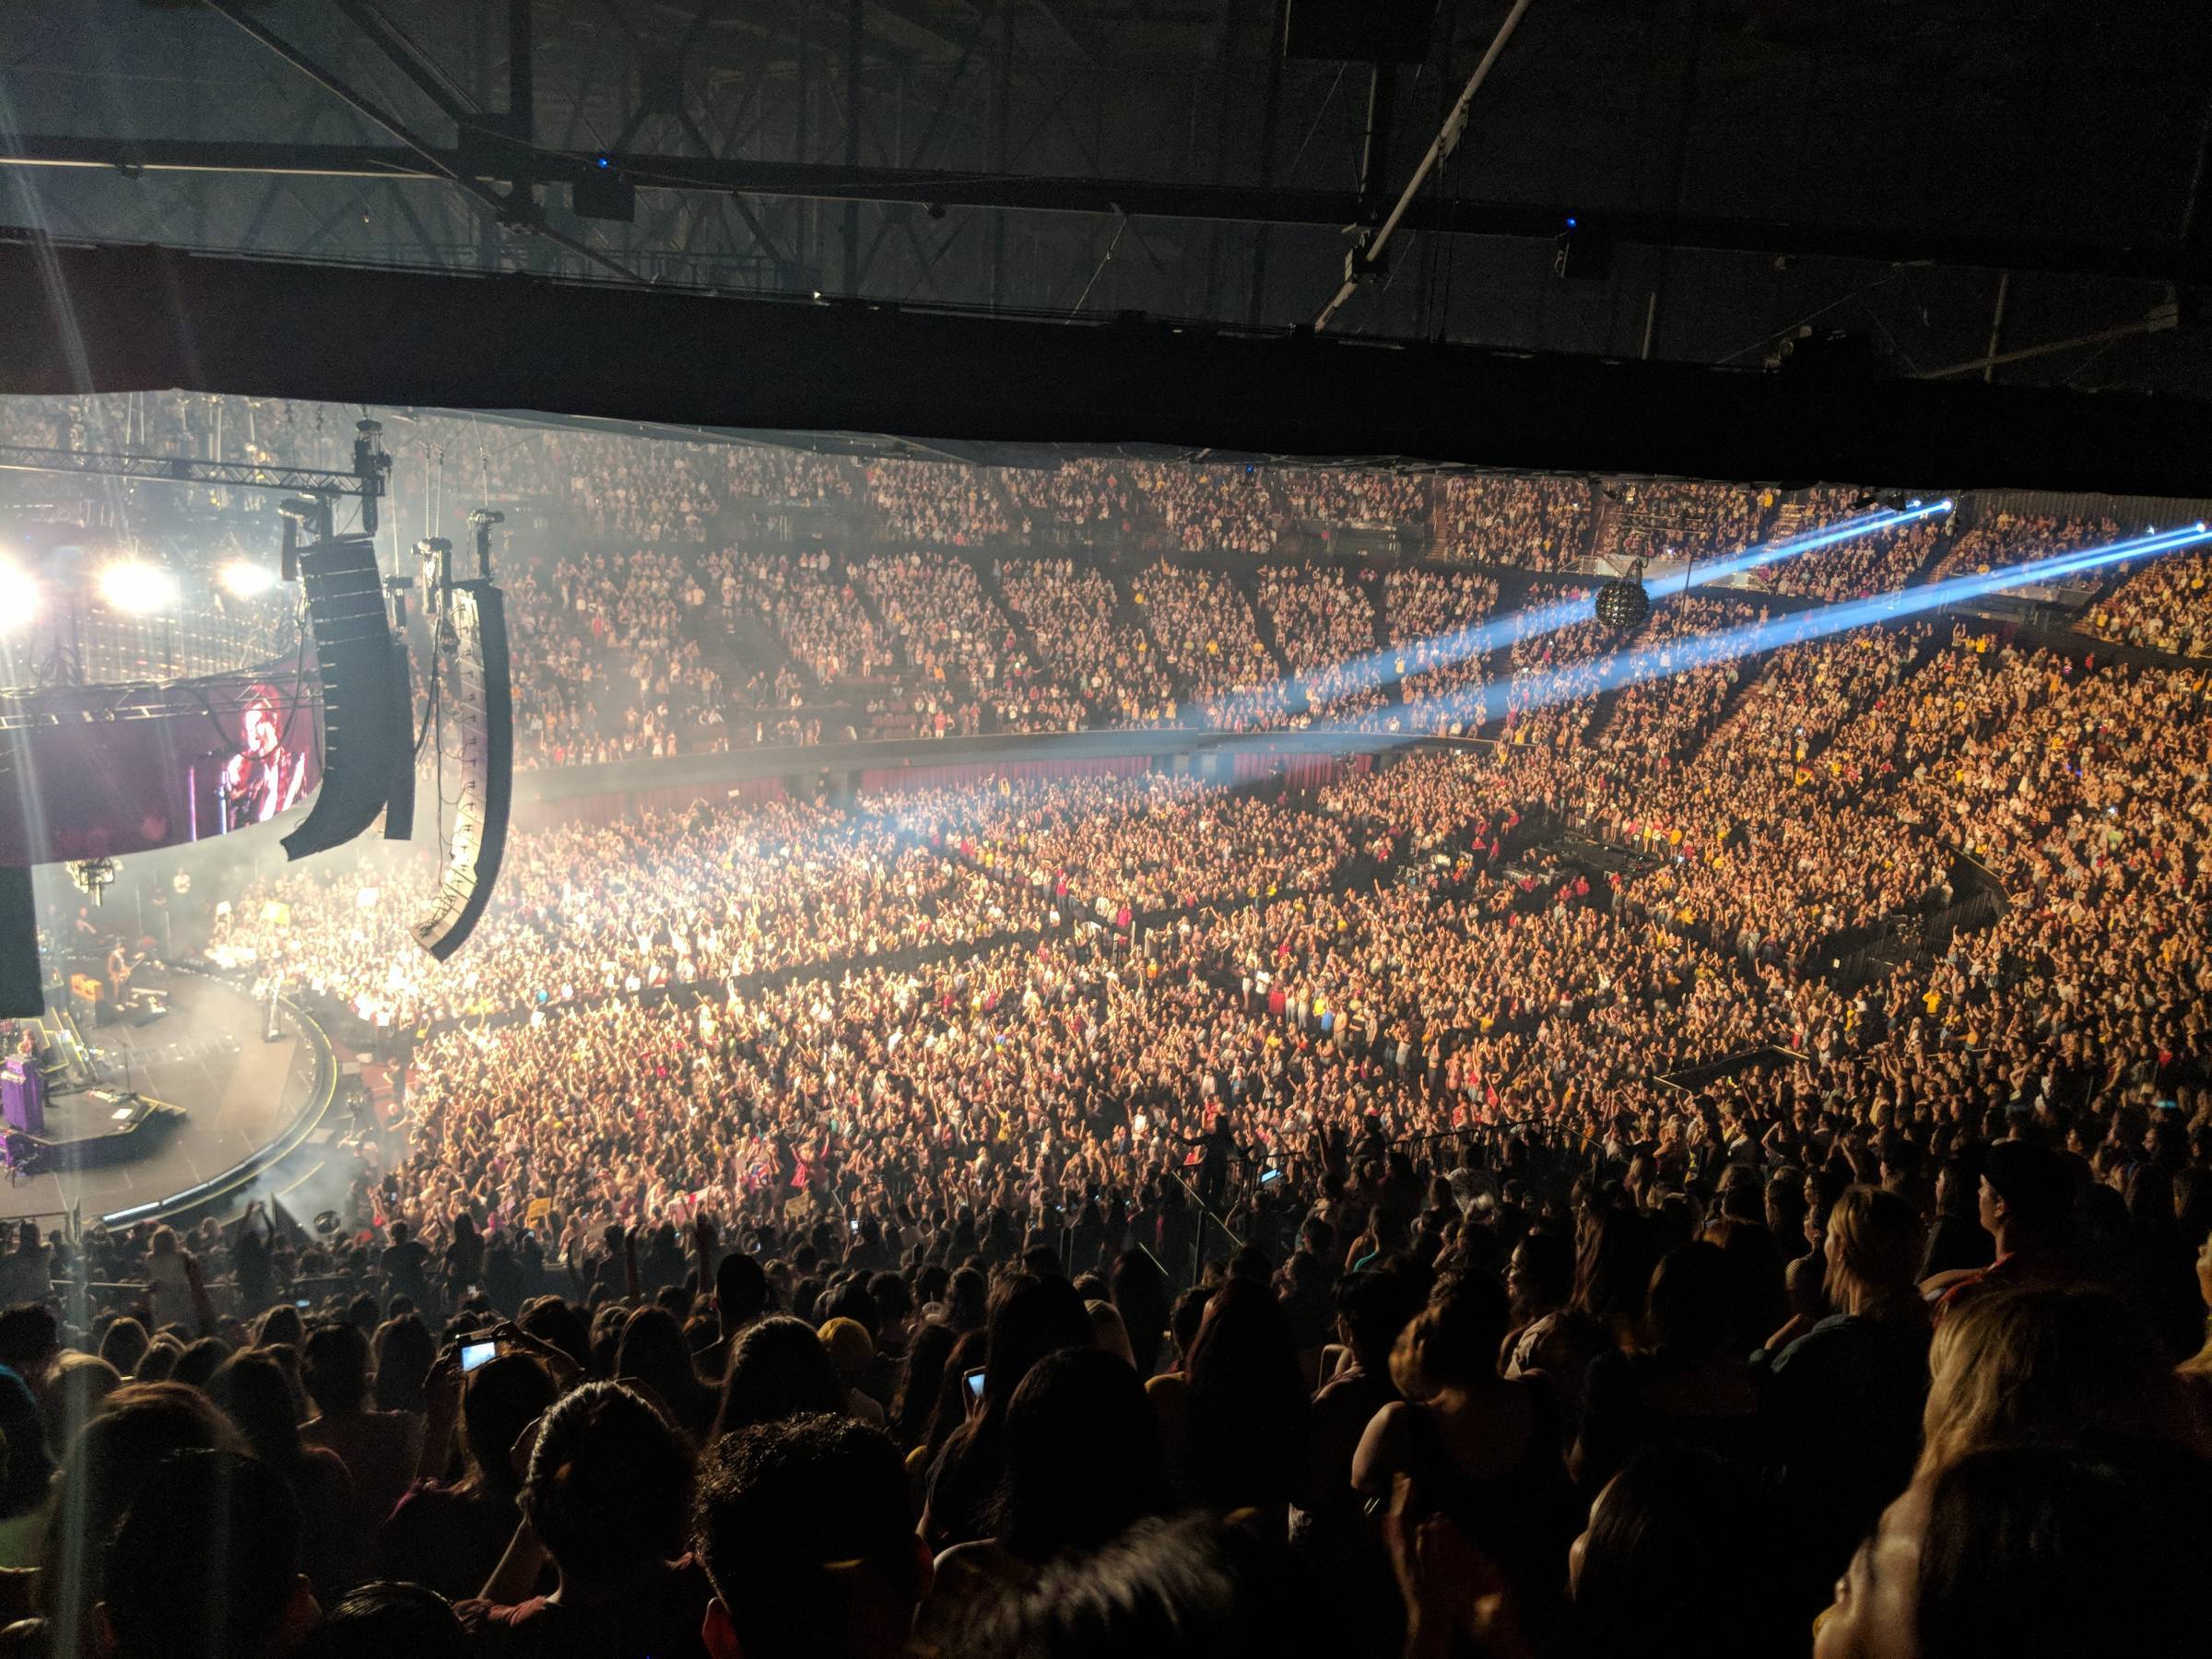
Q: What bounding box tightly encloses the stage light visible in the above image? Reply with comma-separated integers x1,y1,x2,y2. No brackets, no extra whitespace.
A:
0,562,39,630
98,560,180,614
220,560,278,597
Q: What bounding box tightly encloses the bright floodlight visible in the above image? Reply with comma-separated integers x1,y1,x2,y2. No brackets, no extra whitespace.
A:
219,560,278,598
99,560,180,615
0,562,38,632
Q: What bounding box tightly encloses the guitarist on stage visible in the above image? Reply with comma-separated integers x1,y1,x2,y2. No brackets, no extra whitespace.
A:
106,938,154,1006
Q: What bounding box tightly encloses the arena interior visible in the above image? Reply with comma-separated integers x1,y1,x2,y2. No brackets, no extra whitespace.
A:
0,4,2208,1657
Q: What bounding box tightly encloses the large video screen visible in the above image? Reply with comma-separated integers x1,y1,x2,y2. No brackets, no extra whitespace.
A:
0,674,321,865
188,679,318,840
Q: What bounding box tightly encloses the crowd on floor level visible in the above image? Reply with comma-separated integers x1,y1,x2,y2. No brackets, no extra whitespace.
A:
6,394,2205,773
0,563,2199,1649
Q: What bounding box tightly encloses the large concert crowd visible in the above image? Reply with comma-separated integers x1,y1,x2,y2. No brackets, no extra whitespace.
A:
0,393,2207,1657
6,394,2207,778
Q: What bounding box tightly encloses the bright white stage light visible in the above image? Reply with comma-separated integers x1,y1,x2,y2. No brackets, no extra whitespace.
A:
98,560,181,615
0,562,39,632
219,560,278,598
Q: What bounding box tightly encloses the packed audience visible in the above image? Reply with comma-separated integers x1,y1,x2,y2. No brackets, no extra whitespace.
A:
864,461,1014,547
996,559,1177,725
2081,544,2212,659
1125,462,1284,556
504,546,737,770
206,795,1052,1029
1,560,2208,1655
1382,569,1504,736
1253,564,1388,723
1275,467,1430,527
996,459,1137,539
16,393,2198,771
1591,480,1765,567
1764,519,1945,602
1127,561,1287,726
1929,512,2117,583
716,549,896,688
1432,475,1593,570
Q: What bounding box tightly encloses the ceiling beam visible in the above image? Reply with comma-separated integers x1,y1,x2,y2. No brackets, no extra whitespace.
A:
330,0,484,126
6,134,2204,283
4,237,2208,496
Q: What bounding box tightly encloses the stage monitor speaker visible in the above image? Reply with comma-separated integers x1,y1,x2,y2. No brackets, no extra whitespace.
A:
282,535,408,863
411,582,512,961
0,865,41,1018
1284,0,1437,64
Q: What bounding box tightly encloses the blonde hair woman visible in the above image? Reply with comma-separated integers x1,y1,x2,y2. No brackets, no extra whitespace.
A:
1754,1184,1932,1577
145,1226,197,1335
1917,1287,2194,1481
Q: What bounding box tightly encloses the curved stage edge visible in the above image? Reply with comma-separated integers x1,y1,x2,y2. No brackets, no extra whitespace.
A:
1,970,339,1230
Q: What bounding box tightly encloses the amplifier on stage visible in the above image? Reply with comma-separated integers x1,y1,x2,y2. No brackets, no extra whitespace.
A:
1,1057,44,1135
68,974,101,1024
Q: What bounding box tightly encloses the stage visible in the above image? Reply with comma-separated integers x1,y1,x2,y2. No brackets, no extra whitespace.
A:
1,972,320,1225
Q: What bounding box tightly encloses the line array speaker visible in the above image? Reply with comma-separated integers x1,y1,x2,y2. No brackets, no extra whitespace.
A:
0,865,41,1018
410,582,512,960
281,535,409,863
382,633,417,842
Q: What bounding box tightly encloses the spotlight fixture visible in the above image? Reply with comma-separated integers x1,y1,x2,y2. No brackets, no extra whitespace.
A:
0,561,38,630
219,560,278,598
97,560,180,615
66,857,121,904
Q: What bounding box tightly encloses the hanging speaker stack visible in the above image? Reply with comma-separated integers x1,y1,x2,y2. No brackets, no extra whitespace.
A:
281,534,411,862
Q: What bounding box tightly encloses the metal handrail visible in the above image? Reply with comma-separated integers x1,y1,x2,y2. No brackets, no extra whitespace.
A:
1162,1167,1244,1287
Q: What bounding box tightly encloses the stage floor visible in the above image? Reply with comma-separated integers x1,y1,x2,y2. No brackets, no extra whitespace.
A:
2,975,308,1225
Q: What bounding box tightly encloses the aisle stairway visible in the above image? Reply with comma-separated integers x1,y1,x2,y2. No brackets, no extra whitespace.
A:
1683,654,1778,769
726,613,817,695
1357,568,1404,708
1107,567,1183,706
972,554,1042,665
840,551,906,670
1239,566,1293,676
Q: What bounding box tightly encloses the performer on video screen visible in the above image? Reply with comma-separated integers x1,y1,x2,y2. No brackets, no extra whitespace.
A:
221,691,307,830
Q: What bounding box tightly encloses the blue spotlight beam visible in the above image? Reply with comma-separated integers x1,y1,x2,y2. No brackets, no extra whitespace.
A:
1206,507,1936,729
1694,499,1953,585
1394,522,2212,736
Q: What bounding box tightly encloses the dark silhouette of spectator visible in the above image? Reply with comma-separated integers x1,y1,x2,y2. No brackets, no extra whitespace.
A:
300,1324,422,1541
380,1352,557,1603
98,1451,317,1659
693,1415,930,1659
205,1351,362,1598
298,1582,466,1659
712,1316,847,1442
459,1381,709,1658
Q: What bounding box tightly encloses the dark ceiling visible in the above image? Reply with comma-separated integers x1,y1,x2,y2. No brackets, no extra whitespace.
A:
4,0,2209,396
